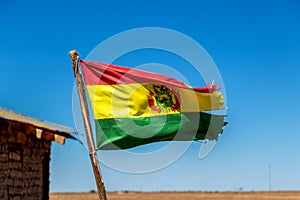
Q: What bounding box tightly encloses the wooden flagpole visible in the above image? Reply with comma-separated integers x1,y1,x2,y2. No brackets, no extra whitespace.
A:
68,50,107,200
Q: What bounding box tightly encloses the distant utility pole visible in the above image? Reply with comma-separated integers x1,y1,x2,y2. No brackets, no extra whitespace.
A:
268,165,272,191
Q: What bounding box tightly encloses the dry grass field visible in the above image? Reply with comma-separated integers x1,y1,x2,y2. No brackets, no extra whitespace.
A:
50,191,300,200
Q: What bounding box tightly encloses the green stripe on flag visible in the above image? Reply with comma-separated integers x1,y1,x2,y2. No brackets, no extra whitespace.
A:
95,112,226,150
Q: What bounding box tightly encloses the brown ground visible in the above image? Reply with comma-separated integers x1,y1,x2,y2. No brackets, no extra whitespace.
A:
50,191,300,200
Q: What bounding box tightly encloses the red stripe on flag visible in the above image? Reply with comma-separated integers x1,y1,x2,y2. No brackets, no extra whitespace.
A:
80,60,217,93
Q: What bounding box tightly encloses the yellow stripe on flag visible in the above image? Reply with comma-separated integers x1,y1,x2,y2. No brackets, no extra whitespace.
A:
86,83,224,119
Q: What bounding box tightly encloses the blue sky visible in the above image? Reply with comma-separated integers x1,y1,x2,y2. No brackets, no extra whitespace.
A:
1,0,300,192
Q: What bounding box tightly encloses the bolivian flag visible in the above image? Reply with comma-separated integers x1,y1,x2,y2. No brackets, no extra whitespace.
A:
80,60,226,150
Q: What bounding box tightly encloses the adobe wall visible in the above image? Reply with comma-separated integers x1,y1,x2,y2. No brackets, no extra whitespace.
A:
0,119,51,200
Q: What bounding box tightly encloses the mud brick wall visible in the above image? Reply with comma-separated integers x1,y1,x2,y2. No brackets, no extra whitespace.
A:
0,119,51,200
